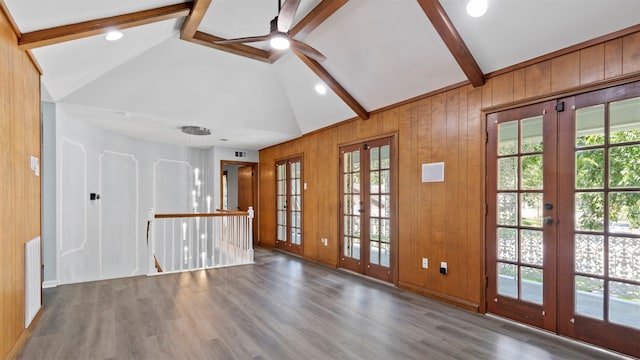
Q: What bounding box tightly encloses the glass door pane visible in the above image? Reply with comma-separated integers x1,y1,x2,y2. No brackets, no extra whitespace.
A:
290,160,302,246
572,96,640,327
495,115,545,305
276,162,287,242
368,144,391,268
342,148,361,261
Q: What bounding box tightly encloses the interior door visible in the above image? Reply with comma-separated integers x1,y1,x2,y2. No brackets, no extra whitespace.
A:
340,137,394,282
275,157,302,255
237,165,253,211
487,82,640,357
486,100,558,330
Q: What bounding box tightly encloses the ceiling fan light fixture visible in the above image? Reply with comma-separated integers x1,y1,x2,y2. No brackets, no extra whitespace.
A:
270,33,290,50
105,30,124,41
466,0,488,17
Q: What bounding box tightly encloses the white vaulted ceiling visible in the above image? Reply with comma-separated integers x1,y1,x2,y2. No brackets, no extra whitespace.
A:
4,0,640,149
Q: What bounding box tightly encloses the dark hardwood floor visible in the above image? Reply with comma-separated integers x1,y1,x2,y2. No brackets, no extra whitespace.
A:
19,249,631,360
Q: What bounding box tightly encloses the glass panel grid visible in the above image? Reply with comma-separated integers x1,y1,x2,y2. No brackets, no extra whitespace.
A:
369,144,391,269
495,116,544,305
573,100,640,328
343,149,362,261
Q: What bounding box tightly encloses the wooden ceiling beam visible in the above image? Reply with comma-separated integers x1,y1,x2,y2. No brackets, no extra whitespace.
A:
294,50,369,120
269,0,347,62
180,0,211,39
416,0,485,87
19,3,193,50
189,31,271,63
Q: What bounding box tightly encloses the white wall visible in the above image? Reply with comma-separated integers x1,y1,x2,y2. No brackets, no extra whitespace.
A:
223,164,240,210
55,105,210,284
41,102,57,285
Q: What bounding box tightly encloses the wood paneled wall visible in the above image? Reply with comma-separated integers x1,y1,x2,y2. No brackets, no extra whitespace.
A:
0,5,41,359
259,29,640,311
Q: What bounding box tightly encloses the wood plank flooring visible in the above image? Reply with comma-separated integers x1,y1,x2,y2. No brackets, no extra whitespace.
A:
19,249,632,360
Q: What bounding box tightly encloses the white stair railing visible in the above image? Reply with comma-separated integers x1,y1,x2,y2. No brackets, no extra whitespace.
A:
147,208,254,274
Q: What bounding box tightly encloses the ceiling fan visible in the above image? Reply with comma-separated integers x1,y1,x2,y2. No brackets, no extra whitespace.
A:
214,0,327,62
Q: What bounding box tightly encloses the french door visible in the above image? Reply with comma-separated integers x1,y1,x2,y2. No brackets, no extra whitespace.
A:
339,137,394,283
487,82,640,357
275,156,303,255
487,100,558,329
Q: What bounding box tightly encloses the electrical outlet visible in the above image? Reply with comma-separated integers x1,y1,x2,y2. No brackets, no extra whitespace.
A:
422,258,428,269
439,261,447,275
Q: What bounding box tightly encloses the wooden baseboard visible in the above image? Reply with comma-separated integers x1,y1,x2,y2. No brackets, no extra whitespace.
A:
5,306,44,359
397,281,480,313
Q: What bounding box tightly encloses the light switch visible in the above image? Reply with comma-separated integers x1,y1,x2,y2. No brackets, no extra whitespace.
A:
422,258,428,269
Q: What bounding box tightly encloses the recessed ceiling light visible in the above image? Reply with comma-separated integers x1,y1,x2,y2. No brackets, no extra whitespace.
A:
466,0,488,17
315,84,327,95
105,31,123,41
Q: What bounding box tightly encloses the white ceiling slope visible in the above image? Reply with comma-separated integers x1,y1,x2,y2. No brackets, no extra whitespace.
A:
5,0,640,150
35,19,181,101
440,0,640,74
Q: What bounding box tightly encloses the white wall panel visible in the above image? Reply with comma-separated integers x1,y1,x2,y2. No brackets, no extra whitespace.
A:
58,137,96,284
100,151,139,279
154,159,191,213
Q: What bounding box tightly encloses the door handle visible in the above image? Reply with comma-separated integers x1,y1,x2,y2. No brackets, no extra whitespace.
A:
543,216,554,225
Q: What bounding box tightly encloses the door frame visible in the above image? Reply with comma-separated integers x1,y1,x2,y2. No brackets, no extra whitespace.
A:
220,160,259,245
338,132,399,285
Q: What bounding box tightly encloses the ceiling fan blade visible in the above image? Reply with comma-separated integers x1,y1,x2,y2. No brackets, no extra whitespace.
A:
215,35,271,45
291,39,327,62
277,0,300,32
